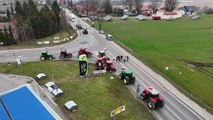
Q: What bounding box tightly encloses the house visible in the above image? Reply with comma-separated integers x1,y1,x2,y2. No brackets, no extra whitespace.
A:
154,10,184,20
180,6,199,15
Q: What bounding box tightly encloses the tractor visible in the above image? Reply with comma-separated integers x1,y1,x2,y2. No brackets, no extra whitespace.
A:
59,50,72,59
82,28,88,34
95,58,105,70
140,87,164,110
78,48,93,58
76,24,82,30
40,51,55,61
119,69,135,85
105,60,116,72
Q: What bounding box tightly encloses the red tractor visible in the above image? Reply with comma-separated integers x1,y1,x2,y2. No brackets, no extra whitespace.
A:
78,48,93,58
140,87,164,109
105,60,116,72
95,58,105,70
59,50,72,59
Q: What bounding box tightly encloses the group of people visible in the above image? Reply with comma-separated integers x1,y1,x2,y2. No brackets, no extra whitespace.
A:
116,55,129,62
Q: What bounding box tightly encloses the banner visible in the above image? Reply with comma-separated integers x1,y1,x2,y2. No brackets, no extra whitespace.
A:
79,54,88,77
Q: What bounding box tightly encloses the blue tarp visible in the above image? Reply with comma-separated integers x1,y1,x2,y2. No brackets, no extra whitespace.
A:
1,86,55,120
0,103,10,120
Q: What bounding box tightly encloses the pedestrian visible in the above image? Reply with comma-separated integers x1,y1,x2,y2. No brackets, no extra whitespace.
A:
136,84,140,94
117,56,120,62
120,55,123,60
127,56,129,61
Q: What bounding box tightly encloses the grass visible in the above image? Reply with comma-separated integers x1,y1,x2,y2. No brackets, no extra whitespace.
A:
0,31,76,50
91,15,213,112
0,61,155,120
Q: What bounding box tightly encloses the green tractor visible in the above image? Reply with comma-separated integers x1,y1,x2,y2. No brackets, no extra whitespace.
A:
40,51,55,61
119,69,135,85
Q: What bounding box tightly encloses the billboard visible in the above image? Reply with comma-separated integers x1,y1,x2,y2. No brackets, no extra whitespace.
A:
79,54,88,77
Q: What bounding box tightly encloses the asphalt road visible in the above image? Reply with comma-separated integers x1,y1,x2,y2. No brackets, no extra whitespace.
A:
0,9,212,120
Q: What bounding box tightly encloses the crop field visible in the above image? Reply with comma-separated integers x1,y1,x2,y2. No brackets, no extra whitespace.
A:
0,61,155,120
98,15,213,112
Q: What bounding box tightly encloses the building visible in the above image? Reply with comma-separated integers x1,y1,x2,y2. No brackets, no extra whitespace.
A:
0,85,62,120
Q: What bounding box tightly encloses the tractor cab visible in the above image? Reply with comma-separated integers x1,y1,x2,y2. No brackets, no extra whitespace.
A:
149,87,160,98
40,51,55,61
78,48,93,58
82,28,88,34
105,60,116,72
98,50,106,58
119,69,135,85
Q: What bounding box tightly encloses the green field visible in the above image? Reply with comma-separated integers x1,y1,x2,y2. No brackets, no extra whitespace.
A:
96,16,213,112
0,61,155,120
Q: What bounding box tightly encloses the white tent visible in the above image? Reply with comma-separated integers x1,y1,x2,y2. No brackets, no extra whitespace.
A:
121,15,128,20
135,14,146,21
103,15,112,21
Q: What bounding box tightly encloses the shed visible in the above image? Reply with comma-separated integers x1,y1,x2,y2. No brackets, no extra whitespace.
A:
65,101,78,111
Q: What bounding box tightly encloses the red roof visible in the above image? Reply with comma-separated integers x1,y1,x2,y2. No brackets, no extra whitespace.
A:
164,11,177,15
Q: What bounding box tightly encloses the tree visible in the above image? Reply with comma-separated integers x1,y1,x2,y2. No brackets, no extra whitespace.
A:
97,8,105,30
104,0,112,14
10,3,14,15
149,0,162,14
8,25,16,44
3,26,10,45
6,8,11,21
68,0,73,9
135,0,144,14
52,1,61,32
126,0,134,11
164,0,178,12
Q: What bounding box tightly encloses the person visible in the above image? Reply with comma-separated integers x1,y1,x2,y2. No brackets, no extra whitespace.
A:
136,84,140,94
120,55,123,60
127,56,129,61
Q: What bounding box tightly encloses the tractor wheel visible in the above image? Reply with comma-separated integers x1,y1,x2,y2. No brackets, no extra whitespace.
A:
119,75,122,80
49,57,52,60
147,100,155,110
88,54,91,58
159,100,164,108
140,93,146,101
59,54,64,59
40,57,45,61
123,78,130,85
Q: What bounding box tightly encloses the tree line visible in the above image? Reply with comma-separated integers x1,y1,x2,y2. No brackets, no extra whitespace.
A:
15,0,61,41
0,0,62,46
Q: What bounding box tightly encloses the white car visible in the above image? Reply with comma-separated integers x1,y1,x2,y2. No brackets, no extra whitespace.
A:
106,34,113,41
45,82,63,97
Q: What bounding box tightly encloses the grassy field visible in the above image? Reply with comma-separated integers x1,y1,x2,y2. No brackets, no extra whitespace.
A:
92,15,213,112
0,31,76,50
0,61,155,120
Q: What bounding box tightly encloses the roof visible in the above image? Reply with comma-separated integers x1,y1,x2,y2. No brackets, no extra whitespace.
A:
0,103,10,120
164,11,177,15
0,86,55,120
106,60,113,64
65,101,77,110
135,14,145,21
123,69,133,74
180,6,198,12
148,87,159,95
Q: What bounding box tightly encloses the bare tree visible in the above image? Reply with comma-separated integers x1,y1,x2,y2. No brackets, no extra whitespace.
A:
125,0,134,11
97,8,105,30
135,0,144,14
164,0,179,12
149,0,162,14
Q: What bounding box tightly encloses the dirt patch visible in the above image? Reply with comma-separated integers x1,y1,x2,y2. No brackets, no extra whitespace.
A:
181,59,213,77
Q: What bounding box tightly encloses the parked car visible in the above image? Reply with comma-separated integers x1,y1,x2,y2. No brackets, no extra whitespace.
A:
45,82,63,97
106,34,113,40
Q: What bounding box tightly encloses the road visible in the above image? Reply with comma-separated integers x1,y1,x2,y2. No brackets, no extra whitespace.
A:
0,9,212,120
